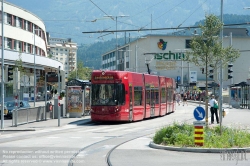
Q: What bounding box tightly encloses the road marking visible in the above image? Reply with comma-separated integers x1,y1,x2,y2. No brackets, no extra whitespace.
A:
92,136,103,139
0,135,14,138
70,137,82,139
123,127,143,131
46,136,59,139
104,126,128,132
79,127,109,133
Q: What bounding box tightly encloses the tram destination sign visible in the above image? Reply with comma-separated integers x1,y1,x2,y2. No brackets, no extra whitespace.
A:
94,75,114,80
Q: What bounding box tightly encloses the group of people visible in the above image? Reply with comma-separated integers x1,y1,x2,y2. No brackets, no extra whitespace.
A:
175,90,219,124
175,92,188,106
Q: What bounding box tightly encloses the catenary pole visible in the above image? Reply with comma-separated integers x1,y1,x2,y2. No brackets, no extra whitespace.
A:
219,0,223,130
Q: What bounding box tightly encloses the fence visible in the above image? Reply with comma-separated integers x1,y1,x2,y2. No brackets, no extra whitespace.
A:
12,105,54,126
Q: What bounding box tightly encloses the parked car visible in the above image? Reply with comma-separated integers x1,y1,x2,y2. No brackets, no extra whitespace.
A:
4,100,31,118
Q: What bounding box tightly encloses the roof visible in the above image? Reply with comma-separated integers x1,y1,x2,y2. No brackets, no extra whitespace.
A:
66,79,91,88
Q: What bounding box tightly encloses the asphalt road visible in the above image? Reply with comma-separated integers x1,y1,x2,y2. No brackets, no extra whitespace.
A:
0,102,249,166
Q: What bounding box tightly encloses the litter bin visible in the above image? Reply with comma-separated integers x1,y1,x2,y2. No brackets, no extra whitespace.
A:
46,102,53,112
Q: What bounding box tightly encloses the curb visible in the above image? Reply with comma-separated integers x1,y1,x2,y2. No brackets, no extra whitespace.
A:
149,142,250,153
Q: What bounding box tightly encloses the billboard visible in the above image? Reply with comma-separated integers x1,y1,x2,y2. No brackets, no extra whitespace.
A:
67,86,83,114
190,71,197,83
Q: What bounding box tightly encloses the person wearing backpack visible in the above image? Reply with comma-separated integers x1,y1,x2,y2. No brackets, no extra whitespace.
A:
209,95,219,124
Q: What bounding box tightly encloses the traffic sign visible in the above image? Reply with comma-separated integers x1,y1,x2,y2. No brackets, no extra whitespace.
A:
193,106,205,121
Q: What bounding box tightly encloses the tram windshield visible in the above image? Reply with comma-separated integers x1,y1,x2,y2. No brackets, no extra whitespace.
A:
91,83,125,106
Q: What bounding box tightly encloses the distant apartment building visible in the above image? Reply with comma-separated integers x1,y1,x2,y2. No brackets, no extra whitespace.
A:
48,38,77,79
0,1,63,101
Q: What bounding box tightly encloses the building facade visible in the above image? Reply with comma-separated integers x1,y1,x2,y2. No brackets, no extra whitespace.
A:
0,2,63,101
101,28,250,90
48,38,77,79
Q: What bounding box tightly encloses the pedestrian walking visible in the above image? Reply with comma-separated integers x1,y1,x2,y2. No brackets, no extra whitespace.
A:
183,93,188,106
209,95,219,124
176,93,181,106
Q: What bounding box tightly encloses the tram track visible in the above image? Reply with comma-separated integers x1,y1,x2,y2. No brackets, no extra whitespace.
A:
68,115,195,166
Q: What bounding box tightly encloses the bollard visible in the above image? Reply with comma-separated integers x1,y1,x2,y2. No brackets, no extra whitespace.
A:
194,125,204,146
223,109,226,118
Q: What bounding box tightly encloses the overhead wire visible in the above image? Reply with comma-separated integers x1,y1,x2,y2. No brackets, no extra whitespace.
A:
177,0,209,28
89,0,114,20
140,0,187,30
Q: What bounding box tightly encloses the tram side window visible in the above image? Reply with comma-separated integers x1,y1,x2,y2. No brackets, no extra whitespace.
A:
146,90,150,105
155,89,159,104
116,83,125,105
167,87,173,102
134,86,142,106
151,90,155,105
161,88,166,103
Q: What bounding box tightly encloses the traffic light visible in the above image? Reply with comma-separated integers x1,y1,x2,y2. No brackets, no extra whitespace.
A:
228,64,233,79
201,68,204,74
7,66,14,81
209,69,214,79
223,64,233,80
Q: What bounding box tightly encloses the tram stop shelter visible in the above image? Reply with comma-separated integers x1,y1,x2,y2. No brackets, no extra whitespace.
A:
229,81,250,109
66,79,91,117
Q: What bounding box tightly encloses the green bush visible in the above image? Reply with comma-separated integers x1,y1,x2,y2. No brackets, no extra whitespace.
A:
153,122,250,148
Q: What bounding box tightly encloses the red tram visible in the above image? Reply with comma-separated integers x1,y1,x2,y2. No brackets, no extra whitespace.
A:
90,70,176,122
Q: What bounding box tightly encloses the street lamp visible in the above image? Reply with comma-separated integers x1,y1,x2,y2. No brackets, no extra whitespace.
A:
104,15,129,70
33,28,40,107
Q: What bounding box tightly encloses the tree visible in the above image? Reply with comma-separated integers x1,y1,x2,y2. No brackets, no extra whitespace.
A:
67,60,92,81
186,14,240,126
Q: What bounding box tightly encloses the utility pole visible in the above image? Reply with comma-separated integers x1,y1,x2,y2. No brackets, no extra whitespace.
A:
1,0,4,129
219,0,224,130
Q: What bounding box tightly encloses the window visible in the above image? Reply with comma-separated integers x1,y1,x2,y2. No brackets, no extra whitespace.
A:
27,21,31,32
134,86,142,106
161,88,166,103
7,38,12,49
91,83,125,106
17,17,22,28
7,14,11,25
146,90,150,105
18,41,22,51
27,44,31,53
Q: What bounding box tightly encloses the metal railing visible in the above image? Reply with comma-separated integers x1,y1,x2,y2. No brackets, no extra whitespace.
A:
12,105,54,127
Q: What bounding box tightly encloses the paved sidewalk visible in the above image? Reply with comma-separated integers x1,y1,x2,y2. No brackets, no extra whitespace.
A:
0,116,91,132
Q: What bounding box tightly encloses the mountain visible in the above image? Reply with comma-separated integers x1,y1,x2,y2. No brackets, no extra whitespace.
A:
5,0,250,69
6,0,250,44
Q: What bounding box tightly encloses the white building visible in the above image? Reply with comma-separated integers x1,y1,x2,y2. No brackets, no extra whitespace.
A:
101,28,250,90
0,2,63,100
48,38,77,79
